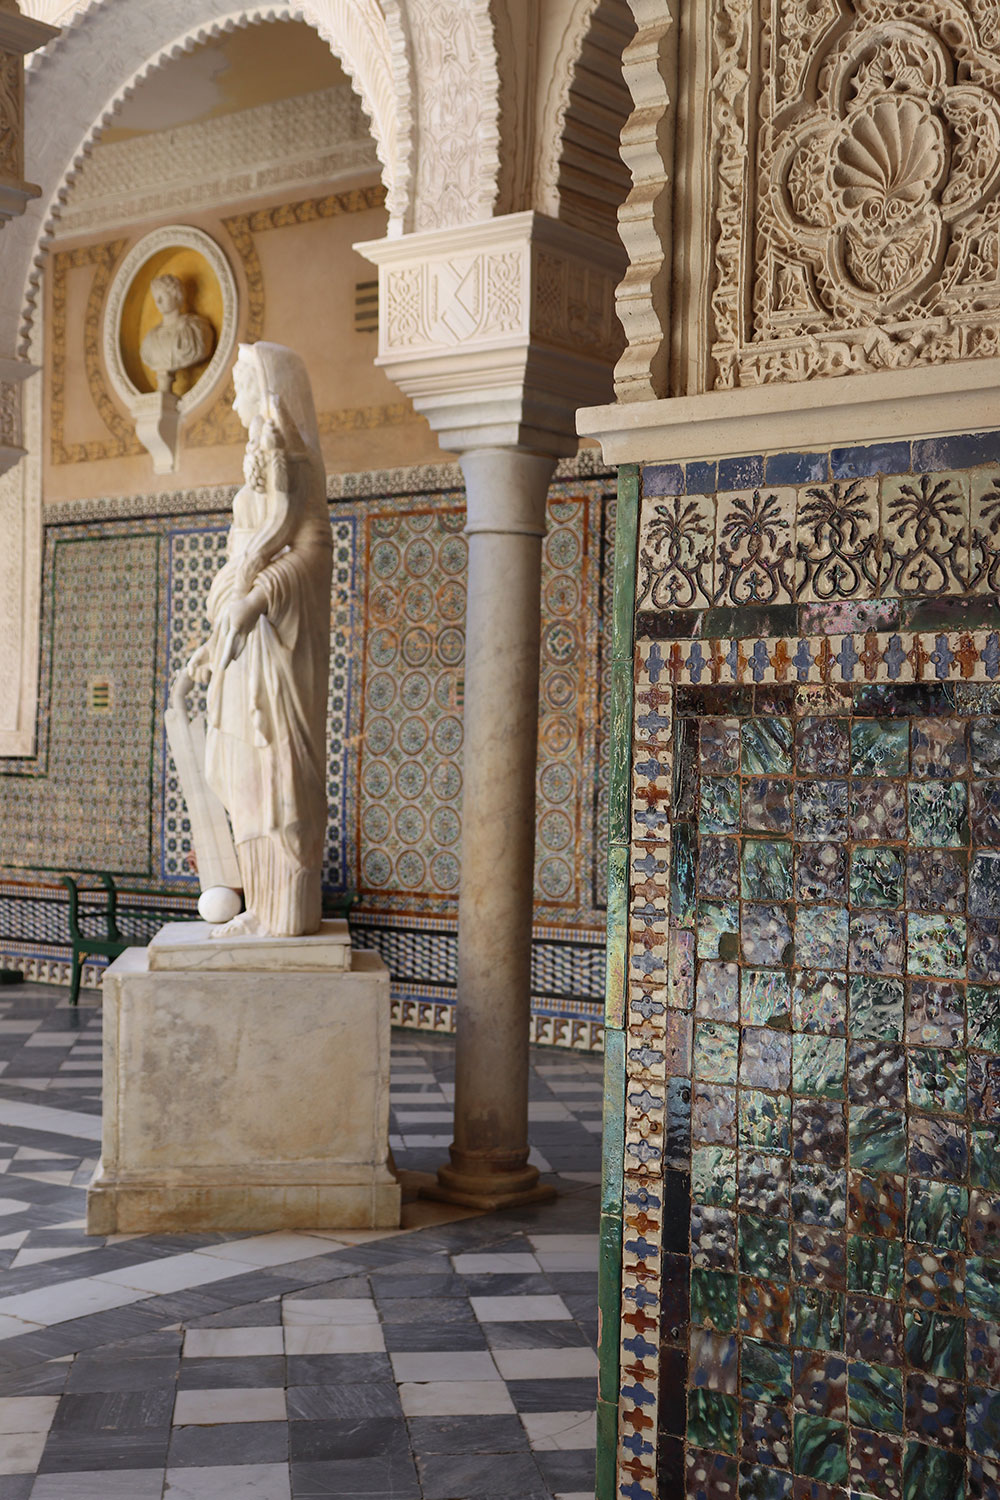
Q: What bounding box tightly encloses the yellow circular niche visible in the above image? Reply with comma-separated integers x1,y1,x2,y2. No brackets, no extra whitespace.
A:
119,245,223,397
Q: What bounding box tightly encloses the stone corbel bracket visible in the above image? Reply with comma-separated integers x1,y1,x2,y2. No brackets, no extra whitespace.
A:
102,225,238,474
0,353,34,472
0,6,58,224
356,210,626,455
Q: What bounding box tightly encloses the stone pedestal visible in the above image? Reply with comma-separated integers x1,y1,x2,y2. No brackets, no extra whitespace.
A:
87,923,400,1235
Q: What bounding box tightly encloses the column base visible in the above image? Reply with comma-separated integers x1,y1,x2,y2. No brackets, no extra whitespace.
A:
423,1152,557,1212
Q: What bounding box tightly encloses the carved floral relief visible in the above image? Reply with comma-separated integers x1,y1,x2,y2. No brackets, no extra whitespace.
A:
711,0,1000,386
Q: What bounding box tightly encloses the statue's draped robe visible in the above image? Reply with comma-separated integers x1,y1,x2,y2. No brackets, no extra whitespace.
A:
203,459,332,935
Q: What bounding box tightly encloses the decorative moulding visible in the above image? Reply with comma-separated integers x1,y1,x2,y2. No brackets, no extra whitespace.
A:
357,210,625,453
578,357,1000,465
102,225,238,474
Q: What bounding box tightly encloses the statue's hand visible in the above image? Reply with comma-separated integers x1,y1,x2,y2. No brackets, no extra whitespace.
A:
186,644,211,686
228,589,265,637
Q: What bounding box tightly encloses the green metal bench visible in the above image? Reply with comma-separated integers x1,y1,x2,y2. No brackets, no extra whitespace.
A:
60,873,142,1006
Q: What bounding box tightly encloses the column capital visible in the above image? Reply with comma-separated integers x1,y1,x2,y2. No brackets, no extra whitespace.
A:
356,211,625,456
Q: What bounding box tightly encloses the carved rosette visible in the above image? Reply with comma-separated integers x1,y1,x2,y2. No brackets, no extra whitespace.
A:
712,0,1000,385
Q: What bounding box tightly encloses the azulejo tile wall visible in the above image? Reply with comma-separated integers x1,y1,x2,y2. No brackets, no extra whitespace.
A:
0,461,613,1049
600,433,1000,1500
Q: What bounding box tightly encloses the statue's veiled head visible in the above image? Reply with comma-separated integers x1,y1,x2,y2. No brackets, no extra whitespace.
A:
232,342,322,459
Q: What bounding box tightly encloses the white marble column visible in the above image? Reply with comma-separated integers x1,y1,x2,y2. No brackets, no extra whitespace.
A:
358,213,623,1207
437,447,556,1207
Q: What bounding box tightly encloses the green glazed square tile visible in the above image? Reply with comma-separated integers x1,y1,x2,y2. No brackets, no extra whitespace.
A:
740,1028,792,1091
797,716,849,775
742,778,794,834
687,1387,738,1453
851,719,909,777
700,717,740,773
793,1414,848,1485
968,984,1000,1050
849,910,905,975
848,1360,903,1433
696,958,740,1021
795,841,848,902
742,968,792,1025
690,1266,738,1332
793,1035,846,1098
908,781,969,849
794,972,847,1036
849,1108,906,1173
692,1144,737,1207
697,900,740,959
965,1256,1000,1318
795,780,849,842
971,1124,1000,1190
791,1287,845,1352
902,1308,965,1377
694,1021,739,1083
902,1439,964,1500
910,717,967,778
741,838,793,900
741,716,793,774
969,849,1000,918
907,1049,967,1115
739,1152,789,1218
699,835,740,900
792,1163,847,1227
907,1179,968,1250
739,1089,791,1155
796,906,849,969
739,1211,790,1279
905,1247,965,1313
907,915,967,980
850,847,905,908
741,1337,792,1401
849,976,904,1040
906,848,967,914
741,902,793,965
847,1234,903,1299
971,715,1000,776
700,776,740,834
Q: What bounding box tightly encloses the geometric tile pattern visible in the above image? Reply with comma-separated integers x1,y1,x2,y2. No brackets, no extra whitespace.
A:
0,981,602,1500
606,437,1000,1500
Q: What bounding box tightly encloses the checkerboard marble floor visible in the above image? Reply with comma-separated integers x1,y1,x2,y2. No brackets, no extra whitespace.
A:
0,983,603,1499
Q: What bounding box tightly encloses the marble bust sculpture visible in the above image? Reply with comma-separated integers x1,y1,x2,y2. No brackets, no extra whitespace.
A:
185,341,333,936
140,273,214,393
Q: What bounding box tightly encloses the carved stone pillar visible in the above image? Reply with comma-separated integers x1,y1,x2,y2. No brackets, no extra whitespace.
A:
0,2,57,226
359,212,623,1207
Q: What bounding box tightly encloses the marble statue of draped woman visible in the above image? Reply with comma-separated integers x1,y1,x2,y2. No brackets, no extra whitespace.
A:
187,341,332,937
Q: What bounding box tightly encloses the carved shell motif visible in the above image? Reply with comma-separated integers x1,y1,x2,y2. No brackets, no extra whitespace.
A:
831,97,945,231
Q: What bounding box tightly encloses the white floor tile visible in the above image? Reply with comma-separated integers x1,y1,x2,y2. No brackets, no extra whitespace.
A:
10,1247,84,1268
31,1472,165,1499
164,1464,290,1499
400,1134,451,1147
195,1232,334,1268
281,1298,378,1326
0,1278,145,1327
0,1201,30,1217
493,1347,598,1380
470,1294,571,1322
527,1103,572,1121
0,1397,58,1433
0,1101,102,1141
283,1324,385,1355
390,1351,499,1383
398,1380,515,1417
183,1327,284,1358
547,1081,604,1093
392,1111,454,1124
527,1147,552,1171
452,1253,540,1274
528,1235,600,1271
0,1430,46,1474
24,1035,77,1047
173,1388,286,1425
96,1252,255,1296
521,1411,597,1450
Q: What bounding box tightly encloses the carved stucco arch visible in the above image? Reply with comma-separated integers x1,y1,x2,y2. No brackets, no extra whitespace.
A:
4,0,412,359
535,0,635,242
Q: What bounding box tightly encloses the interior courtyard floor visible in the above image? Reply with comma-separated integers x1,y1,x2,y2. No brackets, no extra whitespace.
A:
0,982,603,1500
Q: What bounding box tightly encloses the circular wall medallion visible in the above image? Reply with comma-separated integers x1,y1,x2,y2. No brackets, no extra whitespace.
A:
103,225,238,415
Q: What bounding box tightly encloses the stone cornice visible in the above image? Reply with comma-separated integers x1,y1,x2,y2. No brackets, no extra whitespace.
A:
578,358,1000,465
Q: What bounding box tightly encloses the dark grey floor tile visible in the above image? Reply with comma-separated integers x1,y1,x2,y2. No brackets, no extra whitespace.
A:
177,1356,287,1390
284,1277,370,1301
36,1431,170,1474
0,1361,68,1397
416,1450,549,1500
186,1301,283,1328
285,1354,392,1386
373,1296,476,1327
290,1454,420,1498
167,1421,288,1467
381,1321,488,1352
288,1417,410,1464
407,1414,529,1455
287,1384,402,1421
534,1446,597,1490
457,1272,555,1296
484,1319,594,1349
0,1477,32,1500
64,1355,179,1395
51,1388,174,1431
369,1273,465,1299
506,1376,598,1412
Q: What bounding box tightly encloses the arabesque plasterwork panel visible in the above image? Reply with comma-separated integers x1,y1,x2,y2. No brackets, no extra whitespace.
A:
709,0,1000,388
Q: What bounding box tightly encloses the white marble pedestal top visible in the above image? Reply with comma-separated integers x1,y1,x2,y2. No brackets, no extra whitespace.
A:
148,919,351,972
